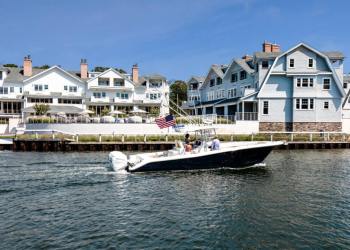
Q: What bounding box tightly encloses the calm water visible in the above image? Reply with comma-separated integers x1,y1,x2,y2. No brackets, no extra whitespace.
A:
1,150,350,249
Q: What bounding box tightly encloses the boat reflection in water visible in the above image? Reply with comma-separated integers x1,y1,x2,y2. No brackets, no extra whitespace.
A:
109,128,284,173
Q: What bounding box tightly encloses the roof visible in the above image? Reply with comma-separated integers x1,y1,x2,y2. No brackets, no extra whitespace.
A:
254,52,282,60
215,97,240,105
3,67,46,83
323,51,344,60
194,98,225,107
141,74,166,81
22,105,84,114
344,75,350,82
234,59,254,74
188,76,205,83
211,64,227,78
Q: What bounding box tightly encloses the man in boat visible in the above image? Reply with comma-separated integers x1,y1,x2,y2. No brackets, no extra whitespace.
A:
210,137,220,151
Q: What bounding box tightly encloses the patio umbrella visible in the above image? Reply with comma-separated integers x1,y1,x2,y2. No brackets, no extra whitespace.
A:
56,111,66,117
79,109,94,115
129,108,148,114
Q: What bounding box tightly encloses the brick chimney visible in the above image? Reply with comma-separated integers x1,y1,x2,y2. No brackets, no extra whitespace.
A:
23,55,32,77
80,59,88,79
271,43,280,52
242,55,253,61
132,64,139,83
262,41,272,53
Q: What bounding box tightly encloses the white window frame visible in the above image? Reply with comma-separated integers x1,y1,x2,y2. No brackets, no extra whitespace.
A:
322,78,331,90
295,98,315,110
308,58,314,68
295,78,314,88
323,101,329,109
262,101,269,115
289,58,295,68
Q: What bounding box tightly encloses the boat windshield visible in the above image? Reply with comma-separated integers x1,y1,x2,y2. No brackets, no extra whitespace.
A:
194,127,217,142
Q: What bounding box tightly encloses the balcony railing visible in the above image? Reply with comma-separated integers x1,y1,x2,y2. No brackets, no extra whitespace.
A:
235,112,258,121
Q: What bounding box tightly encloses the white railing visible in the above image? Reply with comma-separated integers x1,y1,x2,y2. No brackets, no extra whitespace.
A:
235,112,258,121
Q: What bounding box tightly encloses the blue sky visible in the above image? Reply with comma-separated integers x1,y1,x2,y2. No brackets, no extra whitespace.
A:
1,0,350,80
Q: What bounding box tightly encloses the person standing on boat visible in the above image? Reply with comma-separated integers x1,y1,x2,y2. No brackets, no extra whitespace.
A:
211,137,220,151
184,133,192,152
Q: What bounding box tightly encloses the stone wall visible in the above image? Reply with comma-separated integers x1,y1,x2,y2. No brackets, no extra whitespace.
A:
259,122,342,132
259,122,293,132
292,122,342,132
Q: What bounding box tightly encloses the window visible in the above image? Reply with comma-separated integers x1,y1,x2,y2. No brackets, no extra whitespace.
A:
10,87,14,93
263,101,269,115
34,85,43,91
296,78,314,88
102,92,106,98
0,71,2,80
289,58,295,68
295,98,314,110
19,87,22,93
344,82,348,89
28,98,52,103
262,60,269,69
64,86,68,91
69,86,77,92
296,78,301,87
0,87,8,94
116,92,129,99
308,58,314,68
231,73,238,83
98,78,110,86
93,92,106,98
324,101,329,109
113,79,125,87
323,78,330,90
240,71,247,80
209,79,215,87
216,77,222,85
58,99,82,104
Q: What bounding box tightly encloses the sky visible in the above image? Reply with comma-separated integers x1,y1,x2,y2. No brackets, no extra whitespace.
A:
1,0,350,80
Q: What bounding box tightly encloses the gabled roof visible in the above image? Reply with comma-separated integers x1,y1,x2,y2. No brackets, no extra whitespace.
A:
223,58,254,80
257,42,346,98
23,65,85,83
87,68,135,85
200,64,227,89
187,76,205,83
3,67,46,83
254,51,282,60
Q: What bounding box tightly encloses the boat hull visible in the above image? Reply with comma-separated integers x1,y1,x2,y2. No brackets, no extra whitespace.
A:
127,145,275,172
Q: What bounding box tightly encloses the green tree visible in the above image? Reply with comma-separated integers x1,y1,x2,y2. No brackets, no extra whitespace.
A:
101,107,110,116
3,63,18,68
93,66,110,72
33,104,50,116
169,80,187,114
34,65,50,69
149,106,160,116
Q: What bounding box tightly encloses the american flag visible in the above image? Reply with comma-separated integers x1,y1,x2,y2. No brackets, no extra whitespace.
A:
155,115,176,129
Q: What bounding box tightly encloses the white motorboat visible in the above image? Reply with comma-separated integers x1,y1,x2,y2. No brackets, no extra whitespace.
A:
109,128,284,173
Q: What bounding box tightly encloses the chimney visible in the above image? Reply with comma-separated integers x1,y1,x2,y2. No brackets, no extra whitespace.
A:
242,55,253,61
23,55,32,77
271,43,280,52
263,41,273,53
80,59,88,79
132,64,139,83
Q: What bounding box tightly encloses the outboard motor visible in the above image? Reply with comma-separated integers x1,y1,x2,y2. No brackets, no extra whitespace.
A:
108,151,128,172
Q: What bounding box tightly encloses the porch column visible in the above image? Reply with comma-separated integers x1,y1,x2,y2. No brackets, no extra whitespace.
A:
224,105,228,116
242,101,245,120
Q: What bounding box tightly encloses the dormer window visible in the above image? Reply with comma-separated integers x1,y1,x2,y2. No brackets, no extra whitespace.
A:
308,58,314,68
289,58,295,68
216,77,222,85
209,79,215,87
231,73,238,83
262,60,269,69
240,71,247,80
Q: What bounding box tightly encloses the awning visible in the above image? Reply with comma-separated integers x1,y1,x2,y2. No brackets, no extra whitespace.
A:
22,105,84,114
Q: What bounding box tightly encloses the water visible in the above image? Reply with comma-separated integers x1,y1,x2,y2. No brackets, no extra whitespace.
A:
1,150,350,249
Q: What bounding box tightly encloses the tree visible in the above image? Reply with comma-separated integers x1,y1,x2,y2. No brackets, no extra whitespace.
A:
34,65,50,69
3,63,18,68
149,106,160,116
93,66,110,72
169,80,187,114
33,104,50,116
101,107,110,116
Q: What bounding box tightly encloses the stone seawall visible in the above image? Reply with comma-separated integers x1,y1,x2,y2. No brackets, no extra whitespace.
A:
259,122,342,132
